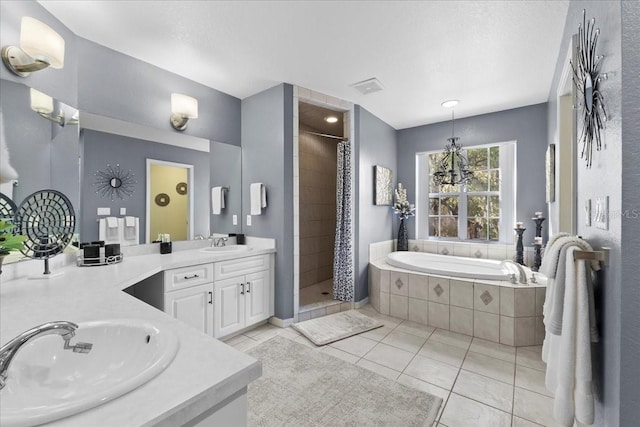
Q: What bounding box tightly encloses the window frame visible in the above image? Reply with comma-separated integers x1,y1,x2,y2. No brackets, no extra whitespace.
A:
416,141,516,244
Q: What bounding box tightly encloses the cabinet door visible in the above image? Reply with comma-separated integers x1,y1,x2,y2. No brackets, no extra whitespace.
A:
214,277,245,338
244,270,270,326
164,283,213,336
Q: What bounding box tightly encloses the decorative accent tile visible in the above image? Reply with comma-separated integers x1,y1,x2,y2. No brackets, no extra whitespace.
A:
428,277,450,303
441,247,450,255
480,290,494,306
413,245,420,252
389,271,408,296
395,278,404,289
434,284,444,297
474,249,483,258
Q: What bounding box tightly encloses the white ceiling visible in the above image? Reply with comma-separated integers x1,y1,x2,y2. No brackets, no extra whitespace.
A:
39,1,570,130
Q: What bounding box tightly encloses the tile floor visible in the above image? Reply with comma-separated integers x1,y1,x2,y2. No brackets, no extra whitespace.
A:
223,305,563,427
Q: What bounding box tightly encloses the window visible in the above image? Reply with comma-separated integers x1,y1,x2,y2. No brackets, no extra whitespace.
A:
417,142,515,243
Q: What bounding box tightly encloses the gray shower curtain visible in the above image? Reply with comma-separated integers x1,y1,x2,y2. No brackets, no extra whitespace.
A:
333,140,354,302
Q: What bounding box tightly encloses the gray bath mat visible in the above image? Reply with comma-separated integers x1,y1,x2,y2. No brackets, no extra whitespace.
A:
247,335,441,427
292,309,383,345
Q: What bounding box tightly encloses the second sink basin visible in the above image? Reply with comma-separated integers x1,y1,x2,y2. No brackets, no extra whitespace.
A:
200,245,252,254
0,319,180,427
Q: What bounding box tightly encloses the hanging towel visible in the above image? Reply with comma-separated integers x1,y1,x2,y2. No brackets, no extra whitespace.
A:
250,182,267,215
211,186,225,215
124,216,136,227
122,217,139,245
99,218,121,244
106,216,118,228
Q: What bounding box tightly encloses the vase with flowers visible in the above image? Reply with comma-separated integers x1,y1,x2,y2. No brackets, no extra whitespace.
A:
392,183,415,251
0,218,26,275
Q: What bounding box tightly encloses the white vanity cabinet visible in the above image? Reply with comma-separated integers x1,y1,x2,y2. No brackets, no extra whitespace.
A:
163,264,215,336
213,255,272,338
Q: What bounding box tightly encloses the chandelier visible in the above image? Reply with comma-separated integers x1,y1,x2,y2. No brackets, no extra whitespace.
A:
433,109,473,186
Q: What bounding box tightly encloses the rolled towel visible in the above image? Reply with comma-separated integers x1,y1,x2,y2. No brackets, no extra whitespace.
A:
250,182,266,215
106,216,118,228
211,186,225,215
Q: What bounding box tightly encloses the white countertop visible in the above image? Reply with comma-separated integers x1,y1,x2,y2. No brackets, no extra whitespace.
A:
0,244,276,426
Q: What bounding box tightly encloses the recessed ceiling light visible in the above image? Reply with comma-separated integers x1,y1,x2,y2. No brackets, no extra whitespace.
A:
324,116,339,124
441,100,460,108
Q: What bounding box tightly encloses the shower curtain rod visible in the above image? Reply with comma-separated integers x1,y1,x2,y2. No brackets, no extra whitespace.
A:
303,130,349,141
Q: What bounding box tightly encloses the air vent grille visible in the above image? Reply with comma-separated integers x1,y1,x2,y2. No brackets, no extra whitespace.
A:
350,78,384,95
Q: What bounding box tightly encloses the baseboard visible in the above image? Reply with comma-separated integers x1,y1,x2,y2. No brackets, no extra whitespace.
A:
269,316,294,328
355,297,369,308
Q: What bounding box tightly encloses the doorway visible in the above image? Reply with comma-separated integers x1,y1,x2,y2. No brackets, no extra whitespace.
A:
145,159,194,242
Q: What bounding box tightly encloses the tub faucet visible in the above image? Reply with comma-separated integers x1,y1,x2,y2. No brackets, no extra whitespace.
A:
0,321,93,390
504,260,528,285
212,237,228,247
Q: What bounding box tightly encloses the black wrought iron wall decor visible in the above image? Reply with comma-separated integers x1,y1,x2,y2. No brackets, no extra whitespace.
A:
571,9,608,168
93,164,136,200
155,193,170,207
176,182,188,195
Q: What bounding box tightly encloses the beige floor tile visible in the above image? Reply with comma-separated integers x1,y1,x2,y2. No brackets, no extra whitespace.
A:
357,307,404,327
293,335,325,350
356,358,400,381
222,334,249,346
469,337,516,363
404,354,460,390
381,329,427,353
513,387,565,427
362,342,415,372
395,320,436,338
397,374,449,420
462,351,515,385
243,323,279,338
232,337,259,352
429,329,473,350
359,325,393,341
418,340,468,368
516,346,547,372
515,365,554,397
512,415,544,426
440,393,511,427
452,370,514,413
321,345,360,364
328,334,377,357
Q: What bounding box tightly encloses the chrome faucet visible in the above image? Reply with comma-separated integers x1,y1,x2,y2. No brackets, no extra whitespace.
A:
212,237,228,247
0,321,93,389
504,260,528,285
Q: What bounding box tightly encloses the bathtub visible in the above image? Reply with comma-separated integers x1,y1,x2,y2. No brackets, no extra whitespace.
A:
386,251,519,282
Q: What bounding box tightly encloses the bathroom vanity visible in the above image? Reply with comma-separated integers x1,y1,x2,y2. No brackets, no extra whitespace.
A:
0,242,275,426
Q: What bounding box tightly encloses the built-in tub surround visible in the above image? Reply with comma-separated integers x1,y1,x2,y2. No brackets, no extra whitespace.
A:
369,248,546,347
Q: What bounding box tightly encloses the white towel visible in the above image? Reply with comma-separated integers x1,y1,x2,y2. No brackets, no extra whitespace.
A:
122,217,138,243
99,218,120,244
106,216,118,228
250,182,267,215
211,186,225,215
124,216,136,227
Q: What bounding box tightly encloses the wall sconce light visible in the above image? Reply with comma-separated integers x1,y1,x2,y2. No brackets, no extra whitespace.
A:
170,93,198,131
30,88,64,126
2,17,65,77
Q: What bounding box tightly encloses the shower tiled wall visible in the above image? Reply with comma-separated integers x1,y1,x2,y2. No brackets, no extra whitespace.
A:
299,126,337,288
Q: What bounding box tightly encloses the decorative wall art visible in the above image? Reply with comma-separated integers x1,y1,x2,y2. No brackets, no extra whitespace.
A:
176,182,188,195
546,144,556,203
374,165,393,205
93,164,136,201
155,193,170,207
571,9,608,168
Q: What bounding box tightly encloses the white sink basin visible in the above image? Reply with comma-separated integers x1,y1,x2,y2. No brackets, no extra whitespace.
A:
0,319,179,427
200,245,252,254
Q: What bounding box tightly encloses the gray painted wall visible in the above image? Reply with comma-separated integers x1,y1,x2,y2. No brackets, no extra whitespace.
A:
241,84,294,320
210,141,242,235
397,103,549,242
81,130,210,243
620,3,640,425
355,106,397,301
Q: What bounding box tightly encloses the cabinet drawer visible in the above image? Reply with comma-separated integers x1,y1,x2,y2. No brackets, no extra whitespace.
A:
214,255,270,280
164,263,213,291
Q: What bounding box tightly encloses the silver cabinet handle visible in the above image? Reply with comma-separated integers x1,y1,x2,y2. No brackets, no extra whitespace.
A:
240,283,245,295
246,282,251,293
208,291,213,304
184,274,200,280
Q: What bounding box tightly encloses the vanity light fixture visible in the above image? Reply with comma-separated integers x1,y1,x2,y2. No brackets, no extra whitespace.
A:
433,102,473,186
324,116,339,124
2,17,65,77
170,93,198,131
30,88,64,126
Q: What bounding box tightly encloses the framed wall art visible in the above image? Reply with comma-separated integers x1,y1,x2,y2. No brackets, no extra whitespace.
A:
374,165,393,205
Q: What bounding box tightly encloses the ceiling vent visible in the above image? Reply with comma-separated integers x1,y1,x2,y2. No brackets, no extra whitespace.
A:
350,78,384,95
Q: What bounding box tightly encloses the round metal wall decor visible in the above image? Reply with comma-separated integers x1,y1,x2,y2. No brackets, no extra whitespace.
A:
571,9,608,168
0,192,17,220
14,189,76,260
176,182,188,195
93,163,137,200
155,193,170,207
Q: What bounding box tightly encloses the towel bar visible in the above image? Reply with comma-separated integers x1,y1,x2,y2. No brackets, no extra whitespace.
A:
573,247,610,266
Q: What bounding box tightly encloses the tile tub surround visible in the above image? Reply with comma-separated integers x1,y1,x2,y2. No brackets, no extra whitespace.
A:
369,260,545,347
0,245,275,426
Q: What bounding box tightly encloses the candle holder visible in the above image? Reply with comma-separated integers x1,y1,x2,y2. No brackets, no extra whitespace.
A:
514,227,526,265
532,243,542,271
533,217,546,238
